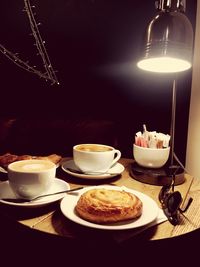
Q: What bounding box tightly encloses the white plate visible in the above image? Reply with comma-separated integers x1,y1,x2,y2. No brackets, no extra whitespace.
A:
61,160,124,179
60,185,159,230
0,178,70,207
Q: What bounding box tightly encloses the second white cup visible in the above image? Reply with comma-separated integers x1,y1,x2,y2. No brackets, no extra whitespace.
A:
73,144,121,173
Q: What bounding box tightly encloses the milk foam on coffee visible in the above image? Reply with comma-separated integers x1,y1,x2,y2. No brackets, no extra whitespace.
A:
10,160,54,172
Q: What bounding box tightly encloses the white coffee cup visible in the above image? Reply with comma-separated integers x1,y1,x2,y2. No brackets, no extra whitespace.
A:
8,159,56,199
73,144,121,173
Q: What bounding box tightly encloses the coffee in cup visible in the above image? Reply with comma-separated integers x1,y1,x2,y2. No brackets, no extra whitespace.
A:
73,144,121,173
8,159,56,199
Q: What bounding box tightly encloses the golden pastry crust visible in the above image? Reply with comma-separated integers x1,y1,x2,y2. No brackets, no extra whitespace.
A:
35,154,62,164
16,155,33,161
75,188,143,224
0,153,19,168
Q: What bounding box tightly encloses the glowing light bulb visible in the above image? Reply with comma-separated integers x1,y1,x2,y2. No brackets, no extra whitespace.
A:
137,57,191,73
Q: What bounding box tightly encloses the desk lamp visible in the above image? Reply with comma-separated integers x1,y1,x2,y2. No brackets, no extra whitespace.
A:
137,0,194,176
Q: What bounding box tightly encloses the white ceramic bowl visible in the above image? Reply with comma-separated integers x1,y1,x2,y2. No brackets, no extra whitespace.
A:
133,144,170,168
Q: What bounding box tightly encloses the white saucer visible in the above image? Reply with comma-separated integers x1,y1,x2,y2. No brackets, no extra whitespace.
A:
0,178,70,207
60,185,159,230
61,160,125,179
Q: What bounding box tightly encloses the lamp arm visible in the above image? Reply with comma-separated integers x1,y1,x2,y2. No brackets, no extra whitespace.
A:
170,79,177,166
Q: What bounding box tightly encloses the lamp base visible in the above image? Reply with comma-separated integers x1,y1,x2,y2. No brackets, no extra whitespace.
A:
129,162,185,186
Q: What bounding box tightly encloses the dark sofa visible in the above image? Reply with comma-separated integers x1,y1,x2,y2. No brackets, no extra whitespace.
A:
0,117,134,158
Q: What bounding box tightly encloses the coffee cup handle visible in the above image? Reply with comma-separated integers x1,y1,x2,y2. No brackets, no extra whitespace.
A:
110,150,121,168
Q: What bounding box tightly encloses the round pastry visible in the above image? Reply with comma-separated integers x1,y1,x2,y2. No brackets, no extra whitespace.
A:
75,188,143,224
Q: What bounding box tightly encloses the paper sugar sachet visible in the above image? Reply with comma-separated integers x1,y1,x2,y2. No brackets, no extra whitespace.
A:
134,125,170,149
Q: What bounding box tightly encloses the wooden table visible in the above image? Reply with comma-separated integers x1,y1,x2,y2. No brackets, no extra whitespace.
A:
0,158,200,246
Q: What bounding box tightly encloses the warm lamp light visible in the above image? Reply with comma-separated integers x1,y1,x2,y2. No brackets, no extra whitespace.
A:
137,57,191,73
137,0,194,172
137,0,193,73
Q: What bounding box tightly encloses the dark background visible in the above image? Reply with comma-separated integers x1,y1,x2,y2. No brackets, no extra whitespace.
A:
0,0,197,163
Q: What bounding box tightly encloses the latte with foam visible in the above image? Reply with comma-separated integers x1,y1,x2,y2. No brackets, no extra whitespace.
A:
8,159,56,199
9,159,55,172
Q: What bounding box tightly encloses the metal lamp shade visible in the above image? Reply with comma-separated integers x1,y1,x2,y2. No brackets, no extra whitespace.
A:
137,10,193,73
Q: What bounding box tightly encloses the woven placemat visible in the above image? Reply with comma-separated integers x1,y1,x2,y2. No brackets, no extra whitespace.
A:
171,190,200,236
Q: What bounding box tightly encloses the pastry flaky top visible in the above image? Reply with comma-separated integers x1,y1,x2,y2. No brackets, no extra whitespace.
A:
75,188,143,224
